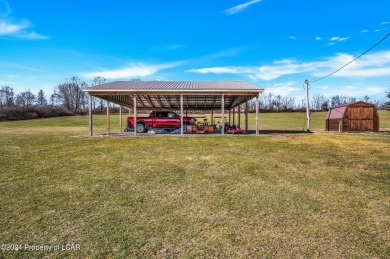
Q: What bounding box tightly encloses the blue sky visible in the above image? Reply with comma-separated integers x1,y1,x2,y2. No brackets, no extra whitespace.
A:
0,0,389,101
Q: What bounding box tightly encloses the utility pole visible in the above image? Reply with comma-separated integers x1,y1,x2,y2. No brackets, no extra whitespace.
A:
305,79,311,132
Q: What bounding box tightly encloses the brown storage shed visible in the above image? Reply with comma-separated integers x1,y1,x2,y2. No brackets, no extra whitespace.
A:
326,101,379,132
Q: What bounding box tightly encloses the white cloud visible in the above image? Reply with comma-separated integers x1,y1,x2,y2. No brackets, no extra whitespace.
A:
380,21,389,25
189,58,321,80
375,29,381,32
222,0,262,15
83,61,183,79
289,36,296,40
188,60,315,80
360,29,369,33
317,85,329,90
187,67,238,74
329,67,390,77
311,51,390,78
188,50,390,80
322,85,388,98
211,47,248,58
330,36,350,42
339,37,350,42
19,31,49,39
315,37,322,40
0,20,27,35
265,81,301,96
0,1,48,39
252,60,315,80
0,20,49,39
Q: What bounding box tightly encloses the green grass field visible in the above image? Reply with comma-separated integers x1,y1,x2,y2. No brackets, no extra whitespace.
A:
0,111,389,258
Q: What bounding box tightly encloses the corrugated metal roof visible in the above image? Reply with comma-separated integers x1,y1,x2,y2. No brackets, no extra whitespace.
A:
84,81,263,92
327,106,347,119
84,81,263,110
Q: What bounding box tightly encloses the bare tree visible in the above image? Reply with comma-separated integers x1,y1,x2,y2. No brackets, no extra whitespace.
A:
0,86,15,107
283,96,296,110
15,90,36,106
56,76,88,114
310,95,327,111
266,93,274,111
258,92,297,111
91,76,107,111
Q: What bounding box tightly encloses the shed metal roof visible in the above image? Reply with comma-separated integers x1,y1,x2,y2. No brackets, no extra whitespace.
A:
84,81,263,110
327,106,347,119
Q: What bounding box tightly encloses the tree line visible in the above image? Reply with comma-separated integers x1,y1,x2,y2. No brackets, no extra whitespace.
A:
248,92,388,112
0,76,109,115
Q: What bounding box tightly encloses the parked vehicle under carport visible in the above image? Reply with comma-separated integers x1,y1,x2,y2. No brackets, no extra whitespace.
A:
125,111,196,133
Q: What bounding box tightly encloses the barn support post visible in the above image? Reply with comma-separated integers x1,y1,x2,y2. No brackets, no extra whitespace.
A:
133,94,137,136
232,108,235,125
338,119,342,133
245,101,248,133
119,105,122,133
88,94,92,136
211,110,214,126
256,94,259,135
180,94,184,135
229,110,231,125
221,94,225,135
238,105,241,128
106,101,110,134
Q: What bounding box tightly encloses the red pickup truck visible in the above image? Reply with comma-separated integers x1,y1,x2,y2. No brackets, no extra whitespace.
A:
126,111,196,133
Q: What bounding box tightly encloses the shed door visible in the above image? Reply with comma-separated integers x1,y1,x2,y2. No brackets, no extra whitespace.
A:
349,107,374,131
362,107,374,130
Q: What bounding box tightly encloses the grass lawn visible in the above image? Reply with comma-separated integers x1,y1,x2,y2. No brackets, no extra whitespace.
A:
0,111,389,257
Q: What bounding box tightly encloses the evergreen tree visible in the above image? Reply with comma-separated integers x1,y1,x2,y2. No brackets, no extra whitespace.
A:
36,89,48,106
386,91,390,110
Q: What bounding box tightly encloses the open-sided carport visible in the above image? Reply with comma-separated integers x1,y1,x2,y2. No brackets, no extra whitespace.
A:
83,81,264,136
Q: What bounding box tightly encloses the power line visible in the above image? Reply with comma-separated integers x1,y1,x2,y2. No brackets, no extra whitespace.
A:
309,32,390,83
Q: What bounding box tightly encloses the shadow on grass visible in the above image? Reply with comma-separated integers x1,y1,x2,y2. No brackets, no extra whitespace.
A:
247,129,312,135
